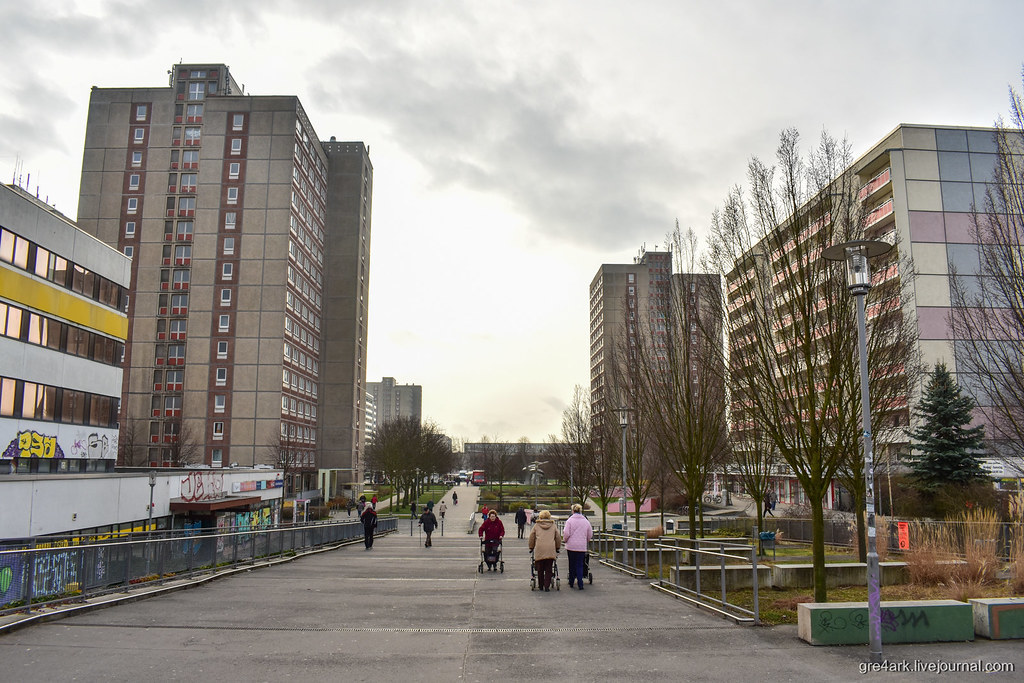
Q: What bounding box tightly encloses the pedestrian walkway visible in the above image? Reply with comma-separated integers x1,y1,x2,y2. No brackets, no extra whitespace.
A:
0,508,1021,682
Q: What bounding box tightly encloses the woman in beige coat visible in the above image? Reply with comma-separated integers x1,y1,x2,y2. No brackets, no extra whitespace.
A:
529,509,561,591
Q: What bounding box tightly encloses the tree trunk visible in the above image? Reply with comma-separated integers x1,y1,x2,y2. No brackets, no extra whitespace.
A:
855,492,867,563
811,501,828,603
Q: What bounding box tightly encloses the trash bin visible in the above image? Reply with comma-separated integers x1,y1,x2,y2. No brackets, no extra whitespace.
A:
759,531,776,559
612,523,623,531
665,519,675,533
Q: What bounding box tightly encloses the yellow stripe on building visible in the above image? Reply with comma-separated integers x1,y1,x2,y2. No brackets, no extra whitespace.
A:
0,266,128,340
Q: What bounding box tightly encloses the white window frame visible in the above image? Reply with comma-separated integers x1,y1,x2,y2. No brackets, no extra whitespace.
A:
125,221,136,237
223,237,235,255
224,212,237,230
229,162,240,179
135,105,147,121
213,422,224,439
220,288,232,306
222,263,234,280
133,128,145,142
132,151,143,167
129,174,140,190
217,341,228,359
227,187,238,204
123,246,134,259
127,198,138,214
214,395,226,412
232,114,244,130
218,314,230,332
230,139,242,155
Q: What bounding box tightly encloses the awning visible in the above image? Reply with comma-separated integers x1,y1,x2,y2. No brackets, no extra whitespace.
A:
169,495,264,512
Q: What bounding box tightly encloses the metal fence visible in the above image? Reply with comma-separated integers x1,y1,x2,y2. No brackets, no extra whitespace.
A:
685,516,1021,560
0,517,397,615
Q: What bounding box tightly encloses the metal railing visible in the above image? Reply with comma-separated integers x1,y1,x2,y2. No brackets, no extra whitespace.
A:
0,517,397,616
648,538,760,625
591,529,760,624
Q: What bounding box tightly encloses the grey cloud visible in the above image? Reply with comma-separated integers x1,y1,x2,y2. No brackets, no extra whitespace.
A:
308,38,694,250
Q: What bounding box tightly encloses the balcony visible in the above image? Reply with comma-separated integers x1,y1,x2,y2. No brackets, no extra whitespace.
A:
864,198,894,229
858,167,891,201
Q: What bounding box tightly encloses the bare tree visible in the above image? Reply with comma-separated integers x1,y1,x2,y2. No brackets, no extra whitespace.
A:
166,418,202,466
118,417,148,466
706,129,875,602
949,71,1024,480
548,385,598,510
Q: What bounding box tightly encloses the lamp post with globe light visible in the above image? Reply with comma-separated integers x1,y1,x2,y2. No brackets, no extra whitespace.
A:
822,238,892,665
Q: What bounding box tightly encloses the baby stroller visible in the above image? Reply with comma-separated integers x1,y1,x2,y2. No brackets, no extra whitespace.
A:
529,549,560,591
479,539,504,573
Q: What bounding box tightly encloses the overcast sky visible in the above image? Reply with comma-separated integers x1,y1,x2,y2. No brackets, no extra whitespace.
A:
2,1,1022,444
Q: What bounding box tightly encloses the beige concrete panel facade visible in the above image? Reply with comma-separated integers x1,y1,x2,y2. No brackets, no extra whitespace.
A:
919,339,955,371
902,126,937,150
914,275,951,306
903,150,940,180
246,160,269,185
911,242,949,275
247,136,271,160
905,180,943,211
249,111,274,136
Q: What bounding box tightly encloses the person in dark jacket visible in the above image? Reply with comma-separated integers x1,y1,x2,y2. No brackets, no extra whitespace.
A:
419,508,438,547
361,503,378,549
514,507,527,539
477,510,505,570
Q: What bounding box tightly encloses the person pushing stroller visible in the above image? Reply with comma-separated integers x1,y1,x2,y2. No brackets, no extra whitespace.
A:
478,509,505,571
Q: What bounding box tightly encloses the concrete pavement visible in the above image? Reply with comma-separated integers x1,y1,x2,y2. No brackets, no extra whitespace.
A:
1,495,1022,681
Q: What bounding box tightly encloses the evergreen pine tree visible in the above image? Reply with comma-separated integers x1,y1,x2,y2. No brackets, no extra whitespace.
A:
906,362,989,490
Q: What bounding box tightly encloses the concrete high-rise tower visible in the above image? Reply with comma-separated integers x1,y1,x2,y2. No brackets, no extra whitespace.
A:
75,63,371,500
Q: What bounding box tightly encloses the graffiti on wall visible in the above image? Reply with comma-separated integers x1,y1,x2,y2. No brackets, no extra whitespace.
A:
180,471,225,502
69,431,118,460
2,430,65,460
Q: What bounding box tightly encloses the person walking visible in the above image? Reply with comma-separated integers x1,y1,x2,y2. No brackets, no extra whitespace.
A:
480,505,489,521
361,502,378,549
763,489,774,517
529,509,561,591
438,501,447,521
478,510,505,571
452,491,458,506
419,507,438,547
514,507,527,539
562,503,593,590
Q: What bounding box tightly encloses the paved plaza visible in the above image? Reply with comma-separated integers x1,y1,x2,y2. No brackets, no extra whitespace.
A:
1,487,1022,681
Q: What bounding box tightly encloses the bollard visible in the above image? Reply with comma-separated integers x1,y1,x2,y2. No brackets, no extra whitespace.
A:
720,543,727,607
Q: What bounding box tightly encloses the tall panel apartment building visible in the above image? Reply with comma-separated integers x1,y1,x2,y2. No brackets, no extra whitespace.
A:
75,64,371,499
367,377,422,425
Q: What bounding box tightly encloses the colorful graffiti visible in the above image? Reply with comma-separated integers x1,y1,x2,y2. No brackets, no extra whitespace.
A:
2,430,65,459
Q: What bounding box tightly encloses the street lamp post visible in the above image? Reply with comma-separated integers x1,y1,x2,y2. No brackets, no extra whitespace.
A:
823,239,892,665
615,406,629,531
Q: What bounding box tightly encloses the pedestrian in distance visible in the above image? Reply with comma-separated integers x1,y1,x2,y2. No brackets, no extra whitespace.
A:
480,505,489,521
763,490,774,517
346,499,354,517
438,501,447,520
478,510,505,571
419,507,438,547
371,494,378,508
452,491,458,505
529,509,561,591
562,503,593,590
769,489,778,513
361,502,378,549
514,506,527,539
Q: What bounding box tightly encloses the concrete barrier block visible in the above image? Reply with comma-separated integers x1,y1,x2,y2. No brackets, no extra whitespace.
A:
971,597,1024,639
770,562,908,589
798,600,973,645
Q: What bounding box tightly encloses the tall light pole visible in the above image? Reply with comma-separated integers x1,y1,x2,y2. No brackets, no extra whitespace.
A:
823,238,892,665
615,406,629,531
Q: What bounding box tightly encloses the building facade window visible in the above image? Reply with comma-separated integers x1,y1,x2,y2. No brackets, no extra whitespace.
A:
135,105,147,121
218,314,230,332
133,128,145,143
217,341,228,359
214,395,226,412
213,421,224,439
230,139,242,155
132,151,143,167
220,288,231,306
215,368,227,386
127,198,138,213
222,263,233,280
125,221,136,237
129,174,140,190
227,187,238,204
224,212,236,229
232,114,244,130
229,162,240,179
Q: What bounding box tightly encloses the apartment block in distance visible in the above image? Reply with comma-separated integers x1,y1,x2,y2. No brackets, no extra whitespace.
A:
588,249,672,424
367,377,422,426
75,63,372,500
1,183,130,474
